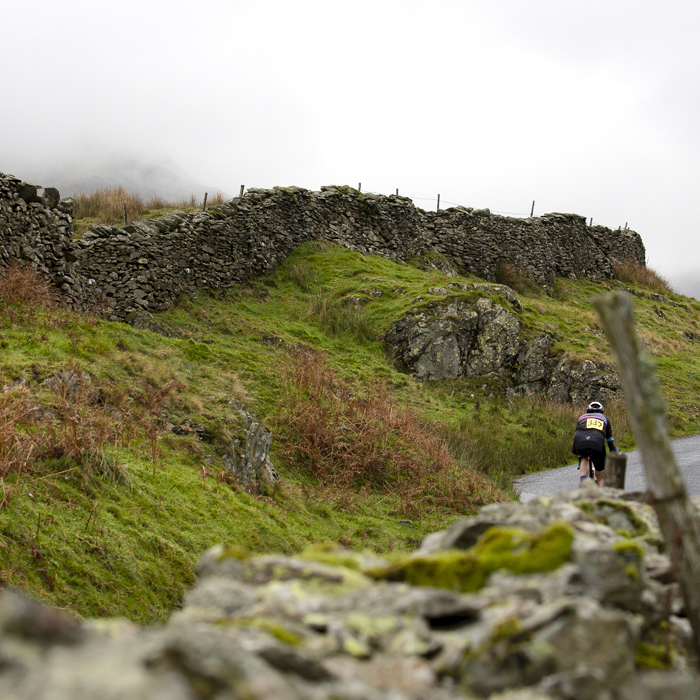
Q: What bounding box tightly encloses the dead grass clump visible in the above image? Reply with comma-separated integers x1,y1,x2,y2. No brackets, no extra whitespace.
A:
0,369,181,487
0,262,57,324
276,350,504,517
612,258,674,294
74,186,146,222
73,187,228,233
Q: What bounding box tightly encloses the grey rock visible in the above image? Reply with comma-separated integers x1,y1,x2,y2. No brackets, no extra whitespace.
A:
465,298,520,375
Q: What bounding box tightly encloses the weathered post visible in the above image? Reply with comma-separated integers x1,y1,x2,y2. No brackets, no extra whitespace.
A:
594,290,700,657
396,188,399,196
589,217,593,226
437,194,440,212
358,182,361,192
531,200,535,217
606,451,627,489
202,192,208,212
123,203,127,226
239,185,245,198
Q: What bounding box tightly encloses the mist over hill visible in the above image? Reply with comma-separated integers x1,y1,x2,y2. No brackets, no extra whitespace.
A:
668,270,700,301
15,149,227,202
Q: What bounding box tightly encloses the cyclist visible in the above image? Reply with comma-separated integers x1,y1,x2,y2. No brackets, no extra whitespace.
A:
572,401,619,488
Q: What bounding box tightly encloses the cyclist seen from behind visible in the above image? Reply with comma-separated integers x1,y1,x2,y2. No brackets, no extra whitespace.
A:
572,401,619,487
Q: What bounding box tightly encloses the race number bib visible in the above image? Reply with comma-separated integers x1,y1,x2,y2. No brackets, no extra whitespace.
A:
586,418,604,431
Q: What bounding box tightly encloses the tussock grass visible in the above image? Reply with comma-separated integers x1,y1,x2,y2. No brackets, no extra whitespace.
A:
0,262,59,326
72,186,227,237
612,258,674,294
307,290,375,343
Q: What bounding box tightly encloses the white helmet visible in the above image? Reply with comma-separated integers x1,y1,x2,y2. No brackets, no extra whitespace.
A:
587,401,604,414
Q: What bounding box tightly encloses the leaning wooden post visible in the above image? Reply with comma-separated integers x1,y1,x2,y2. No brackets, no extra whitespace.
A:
202,192,208,212
594,290,700,657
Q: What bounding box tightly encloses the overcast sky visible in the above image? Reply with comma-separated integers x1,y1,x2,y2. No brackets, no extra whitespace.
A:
2,0,699,283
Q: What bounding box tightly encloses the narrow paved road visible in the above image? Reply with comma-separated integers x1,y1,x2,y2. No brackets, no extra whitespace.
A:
515,433,700,502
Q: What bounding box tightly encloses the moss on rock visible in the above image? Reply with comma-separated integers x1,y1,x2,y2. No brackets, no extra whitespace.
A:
375,522,574,593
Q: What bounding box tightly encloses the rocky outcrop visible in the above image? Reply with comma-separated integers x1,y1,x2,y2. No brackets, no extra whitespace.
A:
1,173,646,320
385,289,623,403
384,288,521,382
546,358,622,404
220,398,278,492
0,488,696,699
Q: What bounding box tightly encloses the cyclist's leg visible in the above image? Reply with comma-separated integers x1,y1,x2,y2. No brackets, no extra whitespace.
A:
592,450,606,488
579,453,590,483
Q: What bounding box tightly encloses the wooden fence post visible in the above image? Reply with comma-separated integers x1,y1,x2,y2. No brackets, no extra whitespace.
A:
123,203,127,226
594,290,700,657
530,200,535,217
606,451,627,489
437,194,440,212
358,183,361,192
239,185,245,198
202,192,208,212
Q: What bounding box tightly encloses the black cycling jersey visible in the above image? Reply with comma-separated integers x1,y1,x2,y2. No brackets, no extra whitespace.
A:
571,412,615,456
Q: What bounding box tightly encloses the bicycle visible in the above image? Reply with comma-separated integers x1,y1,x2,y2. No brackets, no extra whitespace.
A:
578,450,598,486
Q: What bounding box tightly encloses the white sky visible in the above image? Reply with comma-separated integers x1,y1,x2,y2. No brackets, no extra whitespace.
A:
2,0,699,280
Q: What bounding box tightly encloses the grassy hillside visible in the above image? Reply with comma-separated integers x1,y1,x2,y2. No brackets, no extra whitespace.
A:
1,240,699,623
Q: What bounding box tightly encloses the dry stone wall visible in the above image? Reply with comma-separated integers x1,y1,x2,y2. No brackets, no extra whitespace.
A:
0,173,81,302
0,173,646,319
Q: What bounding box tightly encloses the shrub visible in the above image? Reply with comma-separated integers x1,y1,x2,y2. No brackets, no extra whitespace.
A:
612,258,674,294
0,368,180,489
275,350,505,517
0,262,56,308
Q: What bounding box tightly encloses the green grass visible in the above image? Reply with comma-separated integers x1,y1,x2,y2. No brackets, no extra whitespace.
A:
1,241,699,622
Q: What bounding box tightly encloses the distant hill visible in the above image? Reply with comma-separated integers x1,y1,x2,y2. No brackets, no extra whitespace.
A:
16,150,227,202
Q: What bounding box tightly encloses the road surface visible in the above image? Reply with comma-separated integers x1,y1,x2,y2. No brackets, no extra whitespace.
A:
515,433,700,502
